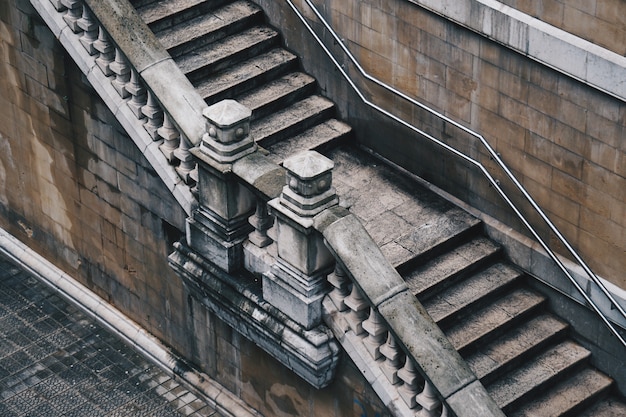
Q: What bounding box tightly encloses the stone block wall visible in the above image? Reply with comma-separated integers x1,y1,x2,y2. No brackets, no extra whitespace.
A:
499,0,626,55
0,0,189,350
0,2,392,415
257,0,626,289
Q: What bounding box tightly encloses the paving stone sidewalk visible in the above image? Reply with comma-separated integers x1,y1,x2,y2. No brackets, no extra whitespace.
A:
0,254,221,417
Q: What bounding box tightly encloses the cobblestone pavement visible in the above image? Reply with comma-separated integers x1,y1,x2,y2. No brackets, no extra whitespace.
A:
0,254,221,417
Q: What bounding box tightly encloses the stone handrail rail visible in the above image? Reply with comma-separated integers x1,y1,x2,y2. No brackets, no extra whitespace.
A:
315,207,504,417
33,0,506,414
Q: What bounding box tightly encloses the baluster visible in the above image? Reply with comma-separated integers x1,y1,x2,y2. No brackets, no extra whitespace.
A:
248,200,273,248
174,136,197,184
380,333,403,384
50,0,67,12
416,380,442,417
361,308,387,360
327,263,350,312
397,357,421,409
109,48,131,98
142,90,163,140
126,69,147,119
157,113,180,164
440,404,449,417
94,27,115,76
343,284,369,335
61,0,83,32
77,6,98,54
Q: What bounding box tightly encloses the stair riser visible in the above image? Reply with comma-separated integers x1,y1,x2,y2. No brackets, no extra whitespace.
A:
244,82,317,122
433,276,523,330
182,35,279,83
146,1,232,33
456,299,546,356
396,222,483,274
477,326,569,386
165,12,263,58
201,58,299,105
414,249,502,302
255,105,336,148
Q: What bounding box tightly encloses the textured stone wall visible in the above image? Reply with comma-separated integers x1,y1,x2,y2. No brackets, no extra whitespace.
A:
0,0,188,349
0,2,391,415
498,0,626,55
258,0,626,288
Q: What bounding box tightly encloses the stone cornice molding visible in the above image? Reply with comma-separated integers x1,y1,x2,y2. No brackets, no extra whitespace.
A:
408,0,626,102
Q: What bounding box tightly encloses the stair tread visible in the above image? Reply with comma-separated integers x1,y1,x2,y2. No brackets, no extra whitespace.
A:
325,146,481,267
238,72,316,119
466,313,569,381
404,236,500,297
445,287,546,351
422,262,523,323
510,368,613,417
137,0,211,25
486,340,592,410
251,95,336,147
579,397,626,417
176,26,278,76
195,48,298,103
265,119,352,163
155,0,261,51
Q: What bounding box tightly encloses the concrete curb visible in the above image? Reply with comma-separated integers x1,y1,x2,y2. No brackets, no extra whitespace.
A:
0,227,263,417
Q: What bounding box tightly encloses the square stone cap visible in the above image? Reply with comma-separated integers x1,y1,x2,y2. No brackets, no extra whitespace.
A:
203,99,252,128
283,151,334,181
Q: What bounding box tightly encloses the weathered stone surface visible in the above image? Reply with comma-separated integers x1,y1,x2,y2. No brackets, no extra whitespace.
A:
378,291,476,399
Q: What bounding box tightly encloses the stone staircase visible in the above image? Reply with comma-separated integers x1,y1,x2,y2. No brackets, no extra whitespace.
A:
133,0,352,162
129,0,626,415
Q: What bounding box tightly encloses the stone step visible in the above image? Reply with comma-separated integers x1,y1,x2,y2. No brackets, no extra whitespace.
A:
404,236,501,300
136,0,228,33
324,146,483,268
237,72,317,122
422,262,524,326
444,287,546,353
154,0,263,57
510,368,614,417
578,397,626,417
486,340,592,412
176,26,279,82
465,313,569,384
265,119,353,164
195,48,298,105
251,95,336,148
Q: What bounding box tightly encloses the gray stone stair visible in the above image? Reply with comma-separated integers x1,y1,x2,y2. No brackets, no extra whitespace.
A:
511,368,614,417
135,0,348,155
404,236,501,300
465,314,569,383
136,0,231,32
251,95,336,148
175,26,280,81
147,1,263,57
486,341,591,411
238,72,316,121
128,0,626,415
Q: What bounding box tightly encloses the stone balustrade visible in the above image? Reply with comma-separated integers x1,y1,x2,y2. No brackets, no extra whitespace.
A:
33,0,507,414
45,0,204,194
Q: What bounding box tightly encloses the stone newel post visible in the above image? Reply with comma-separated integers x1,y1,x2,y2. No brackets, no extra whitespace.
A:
186,100,257,272
264,151,339,329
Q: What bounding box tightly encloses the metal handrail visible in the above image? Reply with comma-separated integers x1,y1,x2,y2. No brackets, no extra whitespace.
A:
286,0,626,347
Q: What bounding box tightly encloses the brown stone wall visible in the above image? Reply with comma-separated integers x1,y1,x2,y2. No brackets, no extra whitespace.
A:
0,2,392,415
499,0,626,56
258,0,626,289
0,0,189,350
